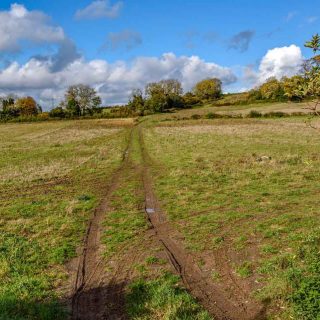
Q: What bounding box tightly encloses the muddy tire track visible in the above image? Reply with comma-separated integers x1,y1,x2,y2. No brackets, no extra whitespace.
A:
138,127,266,320
71,130,133,320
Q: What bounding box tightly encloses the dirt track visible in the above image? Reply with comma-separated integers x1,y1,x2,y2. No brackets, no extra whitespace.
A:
69,125,266,320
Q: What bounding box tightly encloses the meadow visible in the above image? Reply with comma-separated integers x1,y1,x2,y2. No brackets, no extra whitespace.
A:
143,112,320,319
1,102,320,320
0,119,130,318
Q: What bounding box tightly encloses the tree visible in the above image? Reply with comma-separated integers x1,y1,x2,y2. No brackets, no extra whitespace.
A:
258,77,285,101
282,76,305,101
305,33,320,54
127,89,145,115
49,106,66,118
145,79,183,112
182,92,201,107
193,78,222,100
64,85,102,116
66,98,81,116
15,97,38,116
294,34,320,118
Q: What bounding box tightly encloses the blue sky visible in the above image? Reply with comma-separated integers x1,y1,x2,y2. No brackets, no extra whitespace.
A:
0,0,319,107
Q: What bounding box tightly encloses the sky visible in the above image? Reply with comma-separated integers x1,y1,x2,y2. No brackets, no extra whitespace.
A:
0,0,319,109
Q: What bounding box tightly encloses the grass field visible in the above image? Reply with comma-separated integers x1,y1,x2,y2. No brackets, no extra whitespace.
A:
0,118,210,320
162,101,313,120
143,115,320,319
1,102,320,320
0,119,131,319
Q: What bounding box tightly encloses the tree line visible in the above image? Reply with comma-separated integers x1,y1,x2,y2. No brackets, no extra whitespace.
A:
1,34,319,121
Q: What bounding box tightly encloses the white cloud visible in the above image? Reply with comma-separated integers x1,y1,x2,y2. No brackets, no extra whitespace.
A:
0,4,65,52
258,45,303,83
75,0,123,20
0,53,237,109
242,45,304,88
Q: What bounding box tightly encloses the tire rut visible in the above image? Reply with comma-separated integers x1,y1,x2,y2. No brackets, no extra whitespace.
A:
71,130,133,320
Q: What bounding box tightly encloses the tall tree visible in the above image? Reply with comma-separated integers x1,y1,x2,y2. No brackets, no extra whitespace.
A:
128,89,145,115
145,79,183,112
193,78,222,100
15,97,38,116
304,33,320,54
295,34,320,121
64,85,102,116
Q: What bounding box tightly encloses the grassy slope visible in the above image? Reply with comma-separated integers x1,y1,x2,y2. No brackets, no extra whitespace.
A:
0,120,130,319
170,101,312,119
143,116,320,319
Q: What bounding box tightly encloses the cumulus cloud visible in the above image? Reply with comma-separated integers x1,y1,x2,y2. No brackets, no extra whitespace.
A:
0,53,237,108
258,45,303,83
241,45,304,88
101,30,142,51
75,0,123,20
0,4,65,52
228,30,255,52
0,4,81,72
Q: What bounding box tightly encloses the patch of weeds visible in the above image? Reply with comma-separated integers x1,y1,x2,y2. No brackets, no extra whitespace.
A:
134,264,147,275
126,272,211,320
211,270,221,281
236,261,253,278
235,235,247,250
288,233,320,319
145,256,159,265
77,194,92,201
212,236,224,248
290,272,320,320
261,244,279,254
198,258,205,267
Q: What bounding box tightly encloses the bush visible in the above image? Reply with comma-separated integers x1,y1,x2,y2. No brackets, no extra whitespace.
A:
49,107,66,118
247,110,262,118
263,111,287,118
206,112,223,119
191,114,201,120
37,112,50,121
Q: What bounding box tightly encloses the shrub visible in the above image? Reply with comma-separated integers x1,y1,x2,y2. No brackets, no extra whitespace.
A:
37,112,50,121
263,111,287,118
49,107,66,118
247,110,262,118
206,112,223,119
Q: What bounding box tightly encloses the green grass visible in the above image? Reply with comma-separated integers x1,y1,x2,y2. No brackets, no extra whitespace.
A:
4,110,320,319
142,116,320,319
0,120,130,319
126,272,211,320
102,165,147,259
